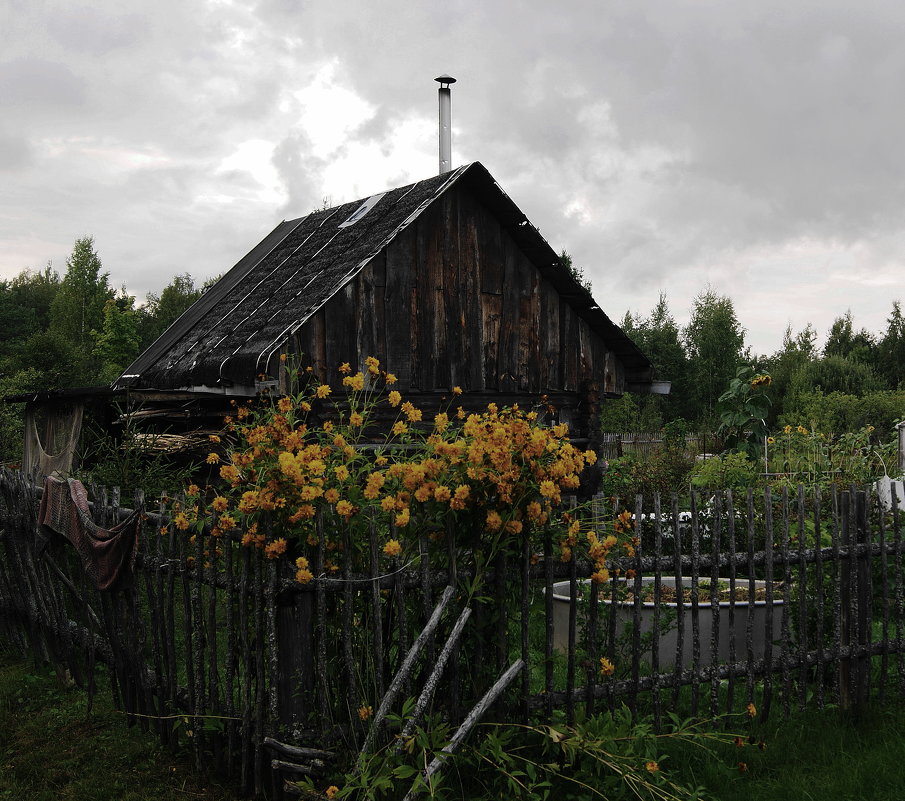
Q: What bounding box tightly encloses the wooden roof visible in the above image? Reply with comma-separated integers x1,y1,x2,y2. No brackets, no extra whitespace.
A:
116,162,651,393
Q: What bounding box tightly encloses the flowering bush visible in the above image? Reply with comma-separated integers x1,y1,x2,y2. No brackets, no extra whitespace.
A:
179,357,629,590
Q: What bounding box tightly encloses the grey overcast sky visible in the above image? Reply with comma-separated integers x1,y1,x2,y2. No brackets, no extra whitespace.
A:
2,0,903,356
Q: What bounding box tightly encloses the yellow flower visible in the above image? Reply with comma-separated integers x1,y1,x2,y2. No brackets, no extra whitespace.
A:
336,500,355,520
334,465,350,482
339,362,351,374
342,372,365,391
315,384,331,398
388,390,402,407
186,484,200,497
485,510,503,532
591,568,610,584
349,411,364,427
746,702,757,718
295,556,309,569
394,508,411,527
392,421,408,436
383,539,402,557
206,452,220,464
211,496,229,512
385,372,397,384
296,568,313,584
264,538,288,559
173,512,190,531
324,488,340,504
599,657,615,676
452,385,462,395
797,425,808,434
434,412,449,432
325,786,339,800
645,761,659,773
401,401,422,422
358,705,373,721
209,434,221,443
277,396,292,413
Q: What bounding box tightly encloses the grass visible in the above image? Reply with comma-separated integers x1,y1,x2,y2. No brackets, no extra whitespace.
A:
0,642,241,801
6,634,905,801
661,697,905,801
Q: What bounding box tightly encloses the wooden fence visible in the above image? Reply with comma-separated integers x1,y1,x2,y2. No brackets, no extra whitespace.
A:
1,467,904,798
598,431,717,460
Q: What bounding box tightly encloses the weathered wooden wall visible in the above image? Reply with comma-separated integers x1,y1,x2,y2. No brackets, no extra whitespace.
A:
290,186,623,434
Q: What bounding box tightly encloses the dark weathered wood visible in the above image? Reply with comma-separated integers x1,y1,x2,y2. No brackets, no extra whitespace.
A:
383,235,414,390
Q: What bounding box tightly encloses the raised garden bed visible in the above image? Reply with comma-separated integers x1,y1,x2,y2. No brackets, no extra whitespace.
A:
551,576,785,667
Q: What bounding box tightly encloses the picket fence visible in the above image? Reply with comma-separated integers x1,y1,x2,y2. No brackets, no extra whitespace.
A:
1,467,904,798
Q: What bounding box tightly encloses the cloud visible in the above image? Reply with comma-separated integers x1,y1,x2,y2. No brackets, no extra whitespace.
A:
1,0,904,357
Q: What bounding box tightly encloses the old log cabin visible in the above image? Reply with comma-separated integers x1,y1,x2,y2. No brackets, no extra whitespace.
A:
16,162,657,476
117,162,654,428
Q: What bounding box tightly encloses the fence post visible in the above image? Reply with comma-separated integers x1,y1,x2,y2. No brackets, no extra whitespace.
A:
839,491,871,716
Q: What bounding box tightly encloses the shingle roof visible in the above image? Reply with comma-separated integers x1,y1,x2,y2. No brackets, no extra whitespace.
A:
116,162,650,392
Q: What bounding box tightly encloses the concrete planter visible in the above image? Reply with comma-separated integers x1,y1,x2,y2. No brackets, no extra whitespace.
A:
551,576,784,667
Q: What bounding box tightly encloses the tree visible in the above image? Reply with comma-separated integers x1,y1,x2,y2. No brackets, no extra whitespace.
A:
683,288,747,426
138,273,203,347
876,300,905,389
622,293,692,423
92,293,142,383
49,237,113,360
762,324,817,424
0,266,61,372
823,310,875,364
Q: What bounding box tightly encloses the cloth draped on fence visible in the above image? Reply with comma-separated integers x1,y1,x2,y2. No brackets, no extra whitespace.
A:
37,474,141,591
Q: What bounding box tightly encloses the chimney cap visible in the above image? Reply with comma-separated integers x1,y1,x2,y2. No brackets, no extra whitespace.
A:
434,74,457,86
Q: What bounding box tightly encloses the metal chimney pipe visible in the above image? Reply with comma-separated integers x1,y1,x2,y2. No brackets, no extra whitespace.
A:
435,74,456,174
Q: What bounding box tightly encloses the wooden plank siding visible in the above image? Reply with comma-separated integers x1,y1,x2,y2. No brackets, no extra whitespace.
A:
282,184,624,433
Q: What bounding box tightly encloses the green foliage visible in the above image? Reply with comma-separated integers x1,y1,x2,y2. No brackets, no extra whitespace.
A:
0,368,43,464
299,703,749,801
716,367,772,460
49,236,114,361
76,401,192,498
92,293,142,383
602,443,695,505
876,300,905,389
622,293,692,422
780,390,905,438
689,452,759,491
138,273,203,348
559,249,593,293
598,393,663,433
823,310,876,363
767,424,895,487
683,288,747,425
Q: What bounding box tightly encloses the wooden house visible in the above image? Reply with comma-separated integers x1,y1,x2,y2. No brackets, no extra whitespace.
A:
114,161,655,438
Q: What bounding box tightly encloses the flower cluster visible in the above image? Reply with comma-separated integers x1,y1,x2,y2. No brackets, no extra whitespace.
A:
180,357,624,586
